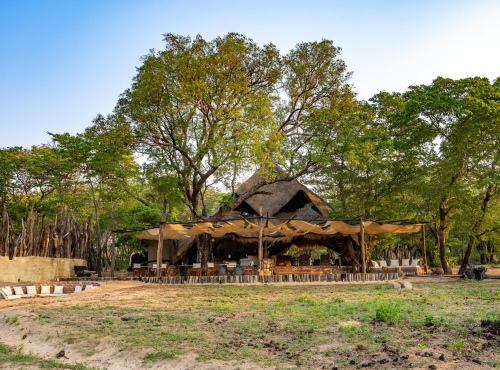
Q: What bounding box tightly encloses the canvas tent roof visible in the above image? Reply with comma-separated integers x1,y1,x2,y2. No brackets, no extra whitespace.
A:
137,218,424,241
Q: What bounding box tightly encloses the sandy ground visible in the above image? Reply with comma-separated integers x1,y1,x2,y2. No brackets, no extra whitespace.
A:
0,270,499,370
0,280,272,370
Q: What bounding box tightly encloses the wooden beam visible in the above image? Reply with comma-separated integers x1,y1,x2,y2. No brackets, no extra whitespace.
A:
258,208,263,273
421,224,428,273
360,218,366,274
157,199,167,279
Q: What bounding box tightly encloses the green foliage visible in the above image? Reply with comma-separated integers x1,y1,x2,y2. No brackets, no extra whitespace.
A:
375,300,401,324
143,349,180,361
1,33,499,271
217,192,235,208
0,342,99,369
423,314,445,327
118,33,283,218
453,339,464,352
4,314,19,325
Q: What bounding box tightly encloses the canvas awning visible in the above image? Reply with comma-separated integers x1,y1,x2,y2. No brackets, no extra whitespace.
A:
136,219,424,241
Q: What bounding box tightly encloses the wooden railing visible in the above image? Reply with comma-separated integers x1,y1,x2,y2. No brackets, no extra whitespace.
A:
141,272,402,284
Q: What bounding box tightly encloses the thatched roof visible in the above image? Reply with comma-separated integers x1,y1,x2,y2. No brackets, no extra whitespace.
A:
215,166,329,220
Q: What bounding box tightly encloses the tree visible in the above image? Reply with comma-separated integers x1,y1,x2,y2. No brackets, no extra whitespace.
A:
116,34,357,270
117,33,282,268
230,39,357,211
391,77,500,273
51,114,139,270
276,39,354,175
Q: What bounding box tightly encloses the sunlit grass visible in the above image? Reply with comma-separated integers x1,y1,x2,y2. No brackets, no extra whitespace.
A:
4,279,496,368
0,342,101,369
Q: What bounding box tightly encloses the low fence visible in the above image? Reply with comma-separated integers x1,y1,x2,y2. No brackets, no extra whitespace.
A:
0,256,87,283
141,272,403,284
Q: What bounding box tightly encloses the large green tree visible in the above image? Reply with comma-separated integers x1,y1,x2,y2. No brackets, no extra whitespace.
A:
51,114,139,270
390,77,500,273
118,33,281,222
117,33,283,268
116,34,357,269
230,39,357,210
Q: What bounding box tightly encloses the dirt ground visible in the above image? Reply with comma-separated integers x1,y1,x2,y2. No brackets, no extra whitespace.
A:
0,270,499,370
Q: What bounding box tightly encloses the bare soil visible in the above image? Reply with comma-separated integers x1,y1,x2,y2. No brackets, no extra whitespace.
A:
0,271,499,370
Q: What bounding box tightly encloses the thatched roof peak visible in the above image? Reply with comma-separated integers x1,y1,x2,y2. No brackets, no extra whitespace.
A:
218,165,329,219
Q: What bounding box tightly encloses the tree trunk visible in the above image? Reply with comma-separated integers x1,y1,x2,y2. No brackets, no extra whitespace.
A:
93,200,103,272
258,216,263,272
359,219,366,274
191,191,211,274
458,235,475,274
1,202,8,256
437,198,452,274
110,200,117,277
459,183,494,272
199,233,210,275
421,225,428,272
478,240,487,264
346,238,360,273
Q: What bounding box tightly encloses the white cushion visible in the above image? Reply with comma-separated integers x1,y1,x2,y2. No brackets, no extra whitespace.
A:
389,259,399,267
152,263,157,268
74,285,82,293
161,264,167,268
3,292,21,300
371,260,379,267
84,285,93,290
192,263,201,268
13,286,25,295
410,259,420,267
207,263,214,268
1,287,11,296
3,286,13,296
26,286,37,295
40,285,51,294
133,263,141,269
401,259,410,267
53,286,64,294
378,260,388,267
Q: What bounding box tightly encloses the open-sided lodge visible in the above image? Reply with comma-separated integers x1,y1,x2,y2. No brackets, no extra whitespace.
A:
133,168,428,281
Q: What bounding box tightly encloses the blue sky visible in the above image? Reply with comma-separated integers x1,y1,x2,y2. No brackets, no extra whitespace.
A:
1,0,499,148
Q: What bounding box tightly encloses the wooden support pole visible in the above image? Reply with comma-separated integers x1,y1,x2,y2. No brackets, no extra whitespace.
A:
157,199,167,279
360,218,366,274
258,208,263,273
421,224,428,273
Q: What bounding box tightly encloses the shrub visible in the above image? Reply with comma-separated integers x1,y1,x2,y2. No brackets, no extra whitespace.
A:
375,301,401,324
424,314,444,327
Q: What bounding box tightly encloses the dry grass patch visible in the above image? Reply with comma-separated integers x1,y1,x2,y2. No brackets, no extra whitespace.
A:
0,278,498,369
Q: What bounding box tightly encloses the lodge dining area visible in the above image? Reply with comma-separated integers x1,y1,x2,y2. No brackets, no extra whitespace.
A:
130,250,413,283
133,255,259,279
124,168,429,284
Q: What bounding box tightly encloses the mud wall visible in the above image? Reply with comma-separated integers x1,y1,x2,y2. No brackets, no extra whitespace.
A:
0,256,87,283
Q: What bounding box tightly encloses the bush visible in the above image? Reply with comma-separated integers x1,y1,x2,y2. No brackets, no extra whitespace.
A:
375,301,401,324
423,314,444,327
